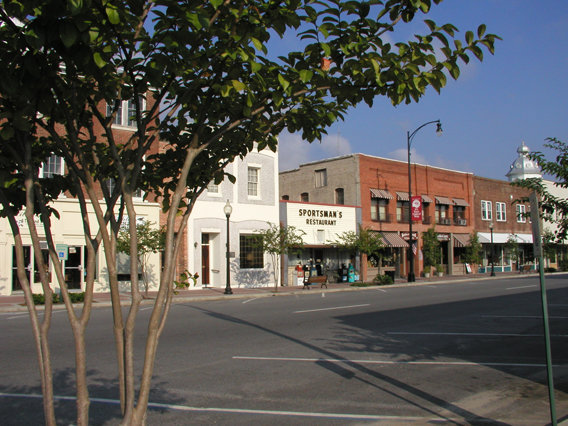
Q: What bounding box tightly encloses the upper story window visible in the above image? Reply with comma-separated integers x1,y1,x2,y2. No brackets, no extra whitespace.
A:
481,200,492,221
496,202,506,222
207,181,219,194
396,200,409,223
39,155,64,178
335,188,344,205
281,195,289,200
516,204,526,223
247,166,259,197
106,97,145,128
315,169,327,188
435,204,450,225
371,198,389,222
300,192,309,202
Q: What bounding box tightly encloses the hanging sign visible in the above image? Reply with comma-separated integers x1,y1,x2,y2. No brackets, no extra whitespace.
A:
411,196,422,221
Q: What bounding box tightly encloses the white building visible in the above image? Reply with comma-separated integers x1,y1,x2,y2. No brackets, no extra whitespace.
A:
185,145,280,289
0,196,161,296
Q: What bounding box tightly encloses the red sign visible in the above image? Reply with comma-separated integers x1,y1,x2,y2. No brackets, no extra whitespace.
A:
410,195,422,221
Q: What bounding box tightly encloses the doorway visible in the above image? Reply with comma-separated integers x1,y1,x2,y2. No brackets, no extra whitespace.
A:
65,246,83,290
201,234,210,286
12,246,31,291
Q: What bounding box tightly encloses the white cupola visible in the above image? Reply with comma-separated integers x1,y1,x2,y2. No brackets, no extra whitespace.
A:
505,141,542,182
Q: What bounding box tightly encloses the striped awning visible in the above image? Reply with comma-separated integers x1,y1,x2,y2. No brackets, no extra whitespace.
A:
435,196,452,205
453,233,470,247
421,195,433,203
370,188,393,199
452,198,470,207
396,191,409,201
380,232,409,248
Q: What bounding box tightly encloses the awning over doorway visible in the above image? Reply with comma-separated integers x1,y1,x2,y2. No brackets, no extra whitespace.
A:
370,188,393,199
453,233,470,247
421,195,433,203
380,232,409,248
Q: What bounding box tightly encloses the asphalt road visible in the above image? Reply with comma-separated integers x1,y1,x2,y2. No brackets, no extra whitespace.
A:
1,274,568,425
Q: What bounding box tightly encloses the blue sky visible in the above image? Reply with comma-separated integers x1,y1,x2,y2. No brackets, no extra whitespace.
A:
277,0,568,181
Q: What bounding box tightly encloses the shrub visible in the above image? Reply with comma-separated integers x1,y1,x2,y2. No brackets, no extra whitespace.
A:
374,274,394,285
69,292,85,303
559,258,568,271
544,267,557,273
32,293,59,305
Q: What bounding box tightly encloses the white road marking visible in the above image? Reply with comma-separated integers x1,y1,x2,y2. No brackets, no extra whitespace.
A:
388,331,568,337
482,315,568,319
232,355,562,368
0,392,447,422
293,304,370,314
506,285,537,290
242,298,256,304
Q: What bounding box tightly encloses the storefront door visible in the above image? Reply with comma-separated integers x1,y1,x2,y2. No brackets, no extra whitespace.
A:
65,246,83,290
12,246,31,291
201,234,210,285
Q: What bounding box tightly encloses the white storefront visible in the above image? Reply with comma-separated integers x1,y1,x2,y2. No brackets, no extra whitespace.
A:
185,146,280,289
0,198,161,296
280,201,361,285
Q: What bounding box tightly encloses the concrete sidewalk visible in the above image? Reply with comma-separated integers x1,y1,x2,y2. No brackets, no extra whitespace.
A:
0,271,539,313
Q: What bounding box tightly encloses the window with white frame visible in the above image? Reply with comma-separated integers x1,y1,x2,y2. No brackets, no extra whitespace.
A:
39,155,64,178
247,166,259,197
106,97,145,128
496,202,506,222
315,169,327,188
207,181,219,194
516,204,526,223
481,200,492,221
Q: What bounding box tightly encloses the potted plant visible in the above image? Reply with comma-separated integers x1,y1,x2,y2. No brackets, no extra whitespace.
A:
436,264,444,277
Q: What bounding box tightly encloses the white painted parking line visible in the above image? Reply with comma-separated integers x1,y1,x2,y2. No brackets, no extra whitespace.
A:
388,331,568,337
482,315,568,319
232,355,563,368
0,392,447,422
506,285,537,290
293,304,370,314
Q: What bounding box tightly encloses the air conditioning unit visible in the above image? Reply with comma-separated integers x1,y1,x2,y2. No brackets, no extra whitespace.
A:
458,219,467,226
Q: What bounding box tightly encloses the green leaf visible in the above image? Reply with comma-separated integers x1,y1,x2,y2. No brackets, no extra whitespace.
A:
477,24,486,38
299,69,313,82
68,0,84,15
465,30,474,46
232,80,245,92
210,0,223,9
106,5,120,25
93,52,107,68
277,74,290,91
60,22,78,48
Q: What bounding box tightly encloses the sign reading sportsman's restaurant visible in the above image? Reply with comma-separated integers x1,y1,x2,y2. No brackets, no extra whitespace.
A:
285,202,358,245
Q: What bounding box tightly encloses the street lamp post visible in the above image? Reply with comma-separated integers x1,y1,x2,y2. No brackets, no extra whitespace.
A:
407,120,443,282
224,199,233,294
489,221,496,276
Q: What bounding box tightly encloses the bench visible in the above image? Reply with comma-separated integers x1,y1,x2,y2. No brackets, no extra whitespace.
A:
519,264,532,274
303,275,328,289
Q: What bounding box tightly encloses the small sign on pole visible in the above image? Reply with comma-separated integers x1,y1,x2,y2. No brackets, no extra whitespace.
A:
56,244,68,261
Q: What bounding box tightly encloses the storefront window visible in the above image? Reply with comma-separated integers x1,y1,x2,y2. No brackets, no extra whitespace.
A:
240,235,263,269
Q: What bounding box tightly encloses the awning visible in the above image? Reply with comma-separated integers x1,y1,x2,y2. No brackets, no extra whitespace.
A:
453,233,470,247
421,195,433,203
477,232,533,244
396,191,409,201
435,196,452,205
452,198,470,207
370,188,393,199
380,231,409,248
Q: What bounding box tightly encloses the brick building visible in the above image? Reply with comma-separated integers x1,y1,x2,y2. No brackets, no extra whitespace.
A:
280,154,475,280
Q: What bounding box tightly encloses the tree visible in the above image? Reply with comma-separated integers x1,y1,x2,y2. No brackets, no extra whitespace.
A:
504,234,520,270
0,1,499,424
514,138,568,240
253,223,305,291
422,227,441,272
542,229,557,268
464,232,483,266
117,220,165,297
333,226,385,281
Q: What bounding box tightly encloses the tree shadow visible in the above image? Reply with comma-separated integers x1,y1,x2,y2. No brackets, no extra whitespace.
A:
185,304,511,424
0,367,185,425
